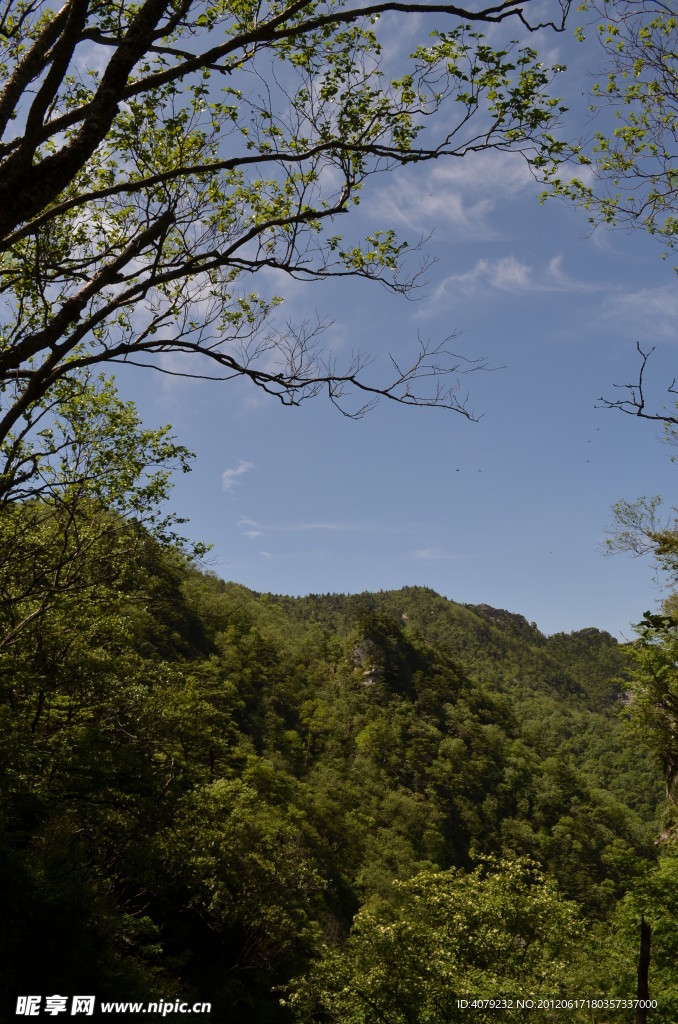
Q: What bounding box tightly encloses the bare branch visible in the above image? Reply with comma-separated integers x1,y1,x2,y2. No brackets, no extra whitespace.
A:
598,343,678,426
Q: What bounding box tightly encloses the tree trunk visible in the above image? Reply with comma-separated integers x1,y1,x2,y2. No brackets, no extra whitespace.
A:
635,915,651,1024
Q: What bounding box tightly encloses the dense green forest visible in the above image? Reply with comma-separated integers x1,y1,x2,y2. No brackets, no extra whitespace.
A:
2,0,678,1020
2,506,676,1021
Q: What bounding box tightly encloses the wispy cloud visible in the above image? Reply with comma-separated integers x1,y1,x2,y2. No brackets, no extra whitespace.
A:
377,185,497,239
410,547,463,561
434,256,530,301
374,151,537,239
598,285,678,340
431,151,536,197
238,514,379,535
545,254,595,291
238,514,417,538
222,460,255,493
614,286,678,320
434,253,601,306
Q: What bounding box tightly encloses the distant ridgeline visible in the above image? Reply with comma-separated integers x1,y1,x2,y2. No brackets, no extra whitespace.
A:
2,551,674,1022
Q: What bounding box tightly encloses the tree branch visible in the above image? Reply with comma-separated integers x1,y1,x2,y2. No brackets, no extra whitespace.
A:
598,343,678,426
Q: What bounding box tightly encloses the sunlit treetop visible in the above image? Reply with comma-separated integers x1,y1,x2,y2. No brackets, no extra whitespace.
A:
544,0,677,252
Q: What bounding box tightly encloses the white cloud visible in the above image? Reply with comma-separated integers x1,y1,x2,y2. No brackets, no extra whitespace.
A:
434,256,532,301
599,285,678,340
222,460,255,493
431,151,535,196
374,151,537,239
377,185,497,239
285,521,367,532
410,547,462,561
433,252,601,305
615,286,678,320
238,515,371,534
544,254,600,293
491,256,532,290
237,514,417,537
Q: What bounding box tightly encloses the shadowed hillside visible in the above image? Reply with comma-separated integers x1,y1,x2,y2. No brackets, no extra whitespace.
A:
1,548,672,1021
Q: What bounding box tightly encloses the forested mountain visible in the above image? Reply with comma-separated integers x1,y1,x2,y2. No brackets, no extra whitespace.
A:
1,536,676,1021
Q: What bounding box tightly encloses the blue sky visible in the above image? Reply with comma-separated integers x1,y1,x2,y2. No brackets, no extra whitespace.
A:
117,9,677,639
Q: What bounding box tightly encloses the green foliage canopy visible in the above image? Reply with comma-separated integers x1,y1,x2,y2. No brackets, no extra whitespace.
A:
606,415,678,800
285,857,585,1023
0,511,669,1019
544,0,678,252
0,370,199,648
